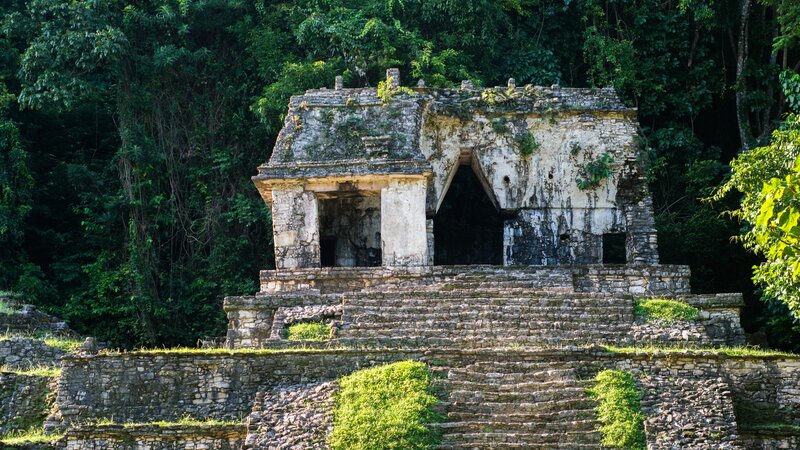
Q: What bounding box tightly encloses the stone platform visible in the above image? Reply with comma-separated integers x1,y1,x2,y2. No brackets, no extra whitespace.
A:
225,265,744,349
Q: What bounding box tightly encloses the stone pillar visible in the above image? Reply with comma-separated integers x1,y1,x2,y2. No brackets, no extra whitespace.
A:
426,219,435,266
625,195,660,264
381,178,429,266
271,187,320,269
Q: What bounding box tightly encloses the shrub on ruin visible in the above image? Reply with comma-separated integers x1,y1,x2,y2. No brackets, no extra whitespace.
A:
286,322,331,341
633,298,699,322
328,360,442,450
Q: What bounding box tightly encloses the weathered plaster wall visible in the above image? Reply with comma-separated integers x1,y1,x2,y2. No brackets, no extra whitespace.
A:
318,195,381,267
419,111,638,213
271,187,320,269
417,110,655,265
381,178,428,266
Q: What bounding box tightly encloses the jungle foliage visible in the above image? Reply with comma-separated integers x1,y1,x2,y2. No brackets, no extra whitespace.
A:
0,0,798,348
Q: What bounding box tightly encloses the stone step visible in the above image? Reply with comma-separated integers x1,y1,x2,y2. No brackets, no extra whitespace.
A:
344,313,630,325
438,442,600,449
446,386,591,404
439,378,588,392
344,290,626,301
439,430,603,445
442,408,598,424
438,398,599,416
436,419,599,434
343,320,629,332
343,303,631,314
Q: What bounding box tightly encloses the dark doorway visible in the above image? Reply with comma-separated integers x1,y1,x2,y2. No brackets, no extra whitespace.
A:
602,233,627,264
320,237,336,267
434,166,504,265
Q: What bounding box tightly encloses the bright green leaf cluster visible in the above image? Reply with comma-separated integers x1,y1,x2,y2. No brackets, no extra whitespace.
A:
716,113,800,319
376,77,416,102
587,370,646,450
328,360,442,450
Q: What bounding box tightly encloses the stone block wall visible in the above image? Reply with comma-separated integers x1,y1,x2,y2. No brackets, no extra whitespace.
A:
0,372,53,435
256,264,692,295
62,425,246,450
0,338,66,370
244,382,336,449
51,350,414,426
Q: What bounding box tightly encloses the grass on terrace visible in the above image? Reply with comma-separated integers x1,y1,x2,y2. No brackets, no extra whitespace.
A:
122,345,353,355
0,332,83,353
603,344,798,358
88,415,242,428
633,298,699,322
286,321,332,341
0,364,61,377
0,428,63,445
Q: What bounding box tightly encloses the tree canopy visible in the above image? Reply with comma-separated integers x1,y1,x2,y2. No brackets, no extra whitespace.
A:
1,0,799,349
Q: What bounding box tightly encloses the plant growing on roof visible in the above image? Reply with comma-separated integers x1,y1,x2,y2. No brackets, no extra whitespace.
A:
377,77,415,102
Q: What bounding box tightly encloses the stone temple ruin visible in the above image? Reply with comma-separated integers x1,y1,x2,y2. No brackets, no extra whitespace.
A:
3,70,800,449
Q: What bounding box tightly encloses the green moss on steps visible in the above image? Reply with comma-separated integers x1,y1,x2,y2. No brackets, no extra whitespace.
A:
328,360,443,450
587,369,646,450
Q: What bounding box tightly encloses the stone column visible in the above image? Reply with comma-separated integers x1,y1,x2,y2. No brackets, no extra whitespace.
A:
271,186,320,269
381,178,429,266
625,195,660,264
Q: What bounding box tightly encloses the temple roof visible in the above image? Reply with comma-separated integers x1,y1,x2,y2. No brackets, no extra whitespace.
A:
256,75,633,181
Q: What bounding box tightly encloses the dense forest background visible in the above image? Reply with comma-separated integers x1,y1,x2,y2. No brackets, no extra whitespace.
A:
1,0,799,349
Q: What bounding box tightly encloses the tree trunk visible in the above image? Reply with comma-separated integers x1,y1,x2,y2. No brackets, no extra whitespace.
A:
735,0,753,152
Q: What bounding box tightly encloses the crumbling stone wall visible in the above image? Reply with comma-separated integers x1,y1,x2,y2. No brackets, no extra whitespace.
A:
256,74,660,269
0,303,73,336
62,425,245,450
244,382,336,449
51,351,413,425
0,372,52,435
0,338,66,370
640,373,743,449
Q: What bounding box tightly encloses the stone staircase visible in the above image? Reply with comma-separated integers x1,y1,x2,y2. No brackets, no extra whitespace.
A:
338,290,633,347
433,360,602,449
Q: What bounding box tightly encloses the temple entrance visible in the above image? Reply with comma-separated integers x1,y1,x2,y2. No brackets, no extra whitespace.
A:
434,165,504,265
318,194,381,267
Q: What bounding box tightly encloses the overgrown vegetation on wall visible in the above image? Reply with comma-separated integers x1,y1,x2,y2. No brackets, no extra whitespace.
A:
587,369,646,450
0,0,798,349
633,299,700,322
286,322,331,341
329,360,442,450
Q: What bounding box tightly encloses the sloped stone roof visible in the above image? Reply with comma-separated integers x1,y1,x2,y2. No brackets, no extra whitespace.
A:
257,83,632,180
